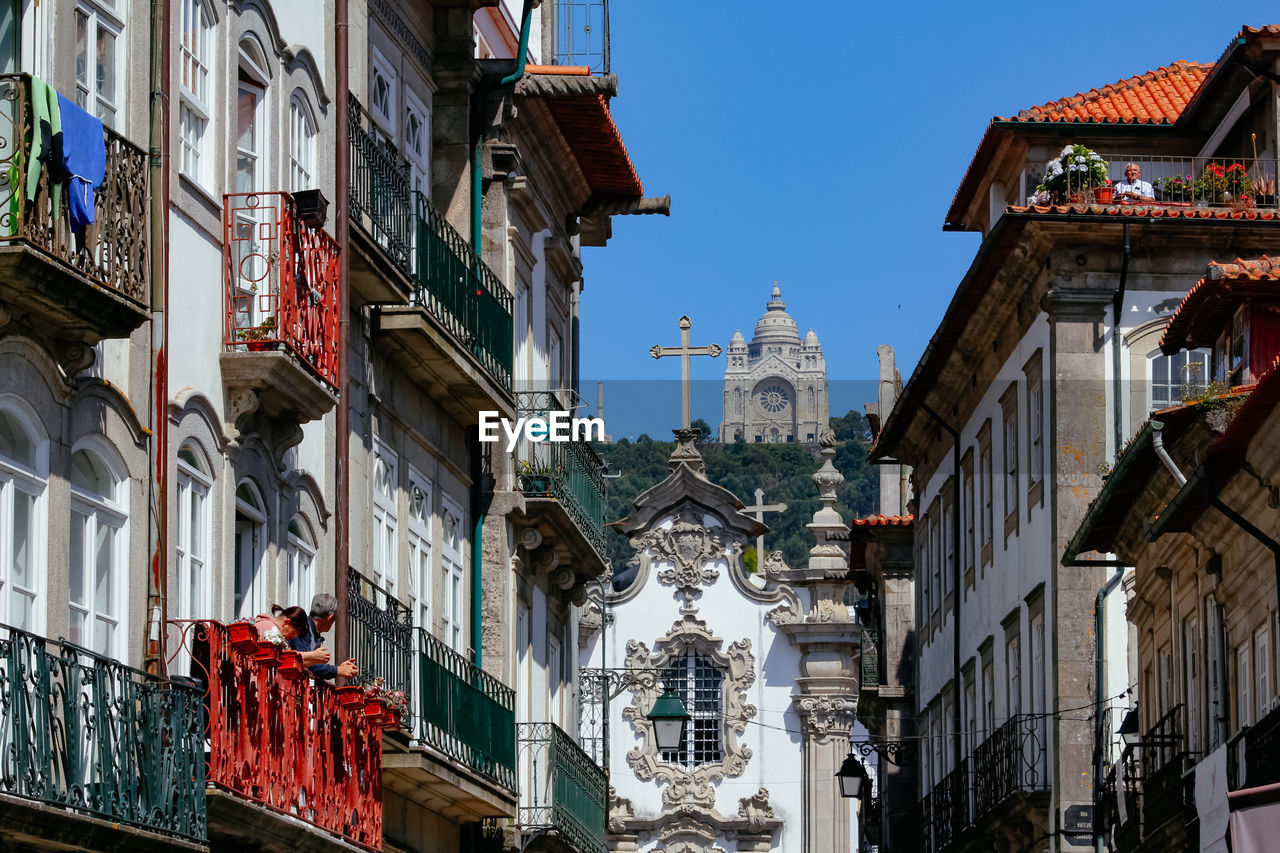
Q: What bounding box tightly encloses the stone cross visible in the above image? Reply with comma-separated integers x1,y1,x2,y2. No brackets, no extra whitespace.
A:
744,487,787,563
649,315,722,430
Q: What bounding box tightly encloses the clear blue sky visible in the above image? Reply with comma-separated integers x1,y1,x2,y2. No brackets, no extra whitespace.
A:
577,1,1276,441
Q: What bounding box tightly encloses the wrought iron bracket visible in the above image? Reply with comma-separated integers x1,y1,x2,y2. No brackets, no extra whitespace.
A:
850,738,919,767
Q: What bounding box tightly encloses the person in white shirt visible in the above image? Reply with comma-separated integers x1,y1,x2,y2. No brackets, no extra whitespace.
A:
1114,163,1155,202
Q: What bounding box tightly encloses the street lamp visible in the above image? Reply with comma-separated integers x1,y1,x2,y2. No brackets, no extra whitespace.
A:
1119,708,1140,748
647,690,690,752
836,752,869,799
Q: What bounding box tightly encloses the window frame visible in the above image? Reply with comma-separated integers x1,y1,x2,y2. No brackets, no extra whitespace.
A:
441,492,466,654
286,516,316,609
1023,351,1044,504
407,468,433,634
0,402,48,635
977,420,994,569
178,0,214,187
288,90,317,192
1000,383,1019,538
371,439,399,596
74,0,124,129
175,443,212,623
233,479,268,620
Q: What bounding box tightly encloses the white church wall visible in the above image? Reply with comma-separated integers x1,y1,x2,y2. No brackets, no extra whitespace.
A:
591,510,806,849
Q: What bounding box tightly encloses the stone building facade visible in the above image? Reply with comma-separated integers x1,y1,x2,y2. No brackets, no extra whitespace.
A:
720,285,828,444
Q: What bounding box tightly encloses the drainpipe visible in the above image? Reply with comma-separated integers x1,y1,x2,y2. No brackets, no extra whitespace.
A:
144,0,170,677
1151,421,1186,486
1093,566,1124,853
468,0,534,667
920,401,961,777
1112,223,1130,458
334,0,351,667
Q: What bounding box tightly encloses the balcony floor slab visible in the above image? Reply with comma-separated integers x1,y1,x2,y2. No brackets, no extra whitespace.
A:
206,788,368,853
220,350,338,424
511,494,609,595
0,791,206,853
381,736,518,822
0,244,149,346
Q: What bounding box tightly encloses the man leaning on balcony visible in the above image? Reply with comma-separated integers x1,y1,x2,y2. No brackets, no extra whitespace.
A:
1115,163,1155,202
291,593,359,680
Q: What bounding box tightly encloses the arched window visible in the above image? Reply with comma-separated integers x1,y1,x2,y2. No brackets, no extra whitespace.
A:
407,469,433,631
404,89,430,194
441,493,465,652
0,404,47,632
176,443,211,622
286,516,316,607
234,480,267,619
288,91,317,192
68,446,126,658
660,650,724,767
178,0,215,186
236,36,270,194
371,440,398,595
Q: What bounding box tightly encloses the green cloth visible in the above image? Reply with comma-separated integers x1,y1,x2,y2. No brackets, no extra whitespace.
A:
25,76,61,217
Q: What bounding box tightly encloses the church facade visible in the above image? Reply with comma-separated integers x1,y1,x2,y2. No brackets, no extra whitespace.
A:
720,286,829,444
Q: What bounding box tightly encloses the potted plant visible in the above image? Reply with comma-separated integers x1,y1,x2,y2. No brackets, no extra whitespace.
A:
336,685,365,708
1196,162,1254,205
255,623,289,667
518,459,553,494
1035,144,1109,203
227,620,258,653
238,316,277,351
1093,179,1114,204
362,676,409,730
1158,174,1195,204
279,649,306,680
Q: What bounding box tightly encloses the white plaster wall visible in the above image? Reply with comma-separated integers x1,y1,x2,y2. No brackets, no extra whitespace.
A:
585,513,805,851
274,0,327,72
167,210,226,413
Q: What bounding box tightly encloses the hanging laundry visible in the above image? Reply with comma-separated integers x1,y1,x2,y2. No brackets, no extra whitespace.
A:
24,76,63,216
56,92,104,235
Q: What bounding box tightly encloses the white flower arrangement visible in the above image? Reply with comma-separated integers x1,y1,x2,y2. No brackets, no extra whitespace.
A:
263,626,288,648
1035,144,1109,200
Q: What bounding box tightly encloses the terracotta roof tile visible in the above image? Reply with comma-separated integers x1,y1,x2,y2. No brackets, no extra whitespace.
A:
1002,60,1211,125
1160,256,1280,353
851,514,914,528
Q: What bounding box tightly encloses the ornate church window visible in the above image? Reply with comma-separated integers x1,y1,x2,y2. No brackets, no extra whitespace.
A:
758,385,789,415
661,650,724,767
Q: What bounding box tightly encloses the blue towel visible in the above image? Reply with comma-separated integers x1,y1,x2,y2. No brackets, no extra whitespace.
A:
56,93,105,234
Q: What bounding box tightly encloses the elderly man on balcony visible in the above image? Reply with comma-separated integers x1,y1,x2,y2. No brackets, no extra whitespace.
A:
291,593,358,680
1115,163,1155,202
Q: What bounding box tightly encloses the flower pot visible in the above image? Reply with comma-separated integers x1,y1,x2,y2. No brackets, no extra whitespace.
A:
291,188,330,228
523,474,551,494
1068,193,1084,204
227,621,258,653
246,341,270,352
364,697,387,721
382,707,406,731
279,650,305,680
254,642,282,668
1093,186,1114,203
337,685,364,708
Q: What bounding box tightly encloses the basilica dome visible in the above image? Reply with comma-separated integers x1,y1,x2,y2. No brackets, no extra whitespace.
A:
751,285,801,346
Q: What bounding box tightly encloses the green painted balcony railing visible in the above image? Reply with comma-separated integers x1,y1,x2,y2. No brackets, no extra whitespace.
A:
515,391,608,558
518,721,607,853
347,566,412,696
348,93,513,394
416,629,517,793
860,626,881,688
0,625,206,842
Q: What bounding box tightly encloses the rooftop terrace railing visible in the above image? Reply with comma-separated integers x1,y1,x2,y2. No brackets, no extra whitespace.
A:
1023,154,1280,210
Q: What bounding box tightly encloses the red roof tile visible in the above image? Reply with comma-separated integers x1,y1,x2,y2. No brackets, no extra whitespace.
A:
851,514,914,528
1002,60,1211,124
1160,256,1280,353
525,66,642,198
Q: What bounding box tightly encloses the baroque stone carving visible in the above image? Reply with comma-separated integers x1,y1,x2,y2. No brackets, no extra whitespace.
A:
623,614,756,806
654,813,726,853
793,694,858,740
737,788,776,832
764,601,802,627
644,508,734,608
608,787,636,833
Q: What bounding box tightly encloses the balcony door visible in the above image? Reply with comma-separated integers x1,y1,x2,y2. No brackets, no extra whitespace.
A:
234,481,267,620
232,44,272,333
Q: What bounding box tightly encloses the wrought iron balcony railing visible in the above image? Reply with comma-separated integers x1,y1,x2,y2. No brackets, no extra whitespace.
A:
514,390,608,557
0,625,205,842
889,799,926,853
860,626,881,688
416,628,518,793
223,191,340,390
550,0,610,73
926,758,970,849
348,566,412,696
1020,153,1280,210
348,94,513,394
170,620,384,849
972,713,1047,820
1240,699,1280,789
518,721,607,853
0,74,149,304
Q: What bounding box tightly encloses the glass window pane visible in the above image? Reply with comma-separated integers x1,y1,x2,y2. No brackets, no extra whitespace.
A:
97,25,116,102
11,488,31,588
70,511,86,604
70,609,85,645
94,617,112,655
0,410,34,467
76,12,89,87
94,522,113,612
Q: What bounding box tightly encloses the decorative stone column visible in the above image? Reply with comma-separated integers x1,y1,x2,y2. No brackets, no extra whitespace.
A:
772,429,858,852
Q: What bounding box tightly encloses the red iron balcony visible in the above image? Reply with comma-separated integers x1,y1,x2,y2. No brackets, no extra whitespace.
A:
170,620,384,850
0,73,150,348
221,192,340,424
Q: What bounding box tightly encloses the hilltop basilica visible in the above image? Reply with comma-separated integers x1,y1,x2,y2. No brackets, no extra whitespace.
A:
720,285,829,443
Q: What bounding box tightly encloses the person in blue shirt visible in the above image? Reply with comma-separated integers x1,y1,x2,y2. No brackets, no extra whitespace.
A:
291,593,358,680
